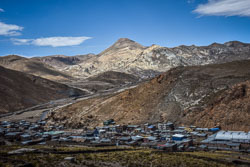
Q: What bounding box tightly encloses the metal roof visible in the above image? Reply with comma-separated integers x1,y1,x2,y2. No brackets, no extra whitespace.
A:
215,131,250,141
172,134,185,138
43,131,64,135
195,128,209,131
127,125,139,128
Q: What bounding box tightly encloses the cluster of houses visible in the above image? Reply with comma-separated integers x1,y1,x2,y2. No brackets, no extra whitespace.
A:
0,120,63,145
0,120,250,152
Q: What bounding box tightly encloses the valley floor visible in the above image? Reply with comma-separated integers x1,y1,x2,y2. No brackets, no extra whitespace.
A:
0,145,250,167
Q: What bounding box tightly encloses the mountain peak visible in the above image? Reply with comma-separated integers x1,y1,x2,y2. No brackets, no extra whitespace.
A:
208,42,224,47
98,38,145,56
224,41,247,47
112,38,145,49
115,38,139,44
116,38,134,42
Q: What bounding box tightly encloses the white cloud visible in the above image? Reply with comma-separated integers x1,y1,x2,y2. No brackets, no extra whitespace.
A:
32,36,92,47
0,22,23,36
193,0,250,17
11,36,92,47
0,8,4,12
11,38,31,45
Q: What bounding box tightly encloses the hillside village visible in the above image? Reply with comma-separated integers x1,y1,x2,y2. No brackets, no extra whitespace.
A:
1,119,250,153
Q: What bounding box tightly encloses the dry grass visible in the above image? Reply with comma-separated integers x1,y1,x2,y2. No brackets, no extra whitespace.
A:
1,145,247,167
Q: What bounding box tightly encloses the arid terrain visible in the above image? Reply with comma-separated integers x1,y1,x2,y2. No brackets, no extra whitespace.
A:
1,40,250,167
46,60,250,131
2,1,250,166
0,55,72,81
1,39,250,131
0,66,85,114
61,39,250,79
2,39,250,81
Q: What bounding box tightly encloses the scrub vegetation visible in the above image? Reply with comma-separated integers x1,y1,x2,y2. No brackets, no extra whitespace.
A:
0,145,249,167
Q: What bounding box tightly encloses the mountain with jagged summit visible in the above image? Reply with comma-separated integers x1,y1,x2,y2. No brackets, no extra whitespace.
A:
2,39,250,81
62,38,148,78
61,39,250,79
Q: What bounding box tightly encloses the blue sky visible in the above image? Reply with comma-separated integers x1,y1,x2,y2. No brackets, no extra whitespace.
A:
0,0,250,57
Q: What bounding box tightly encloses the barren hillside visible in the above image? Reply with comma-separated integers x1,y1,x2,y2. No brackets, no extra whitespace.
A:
47,60,250,131
32,54,96,69
0,66,85,114
0,55,72,81
88,71,139,85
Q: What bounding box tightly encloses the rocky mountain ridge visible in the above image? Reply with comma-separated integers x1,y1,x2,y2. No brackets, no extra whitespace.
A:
2,39,250,81
61,38,250,79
